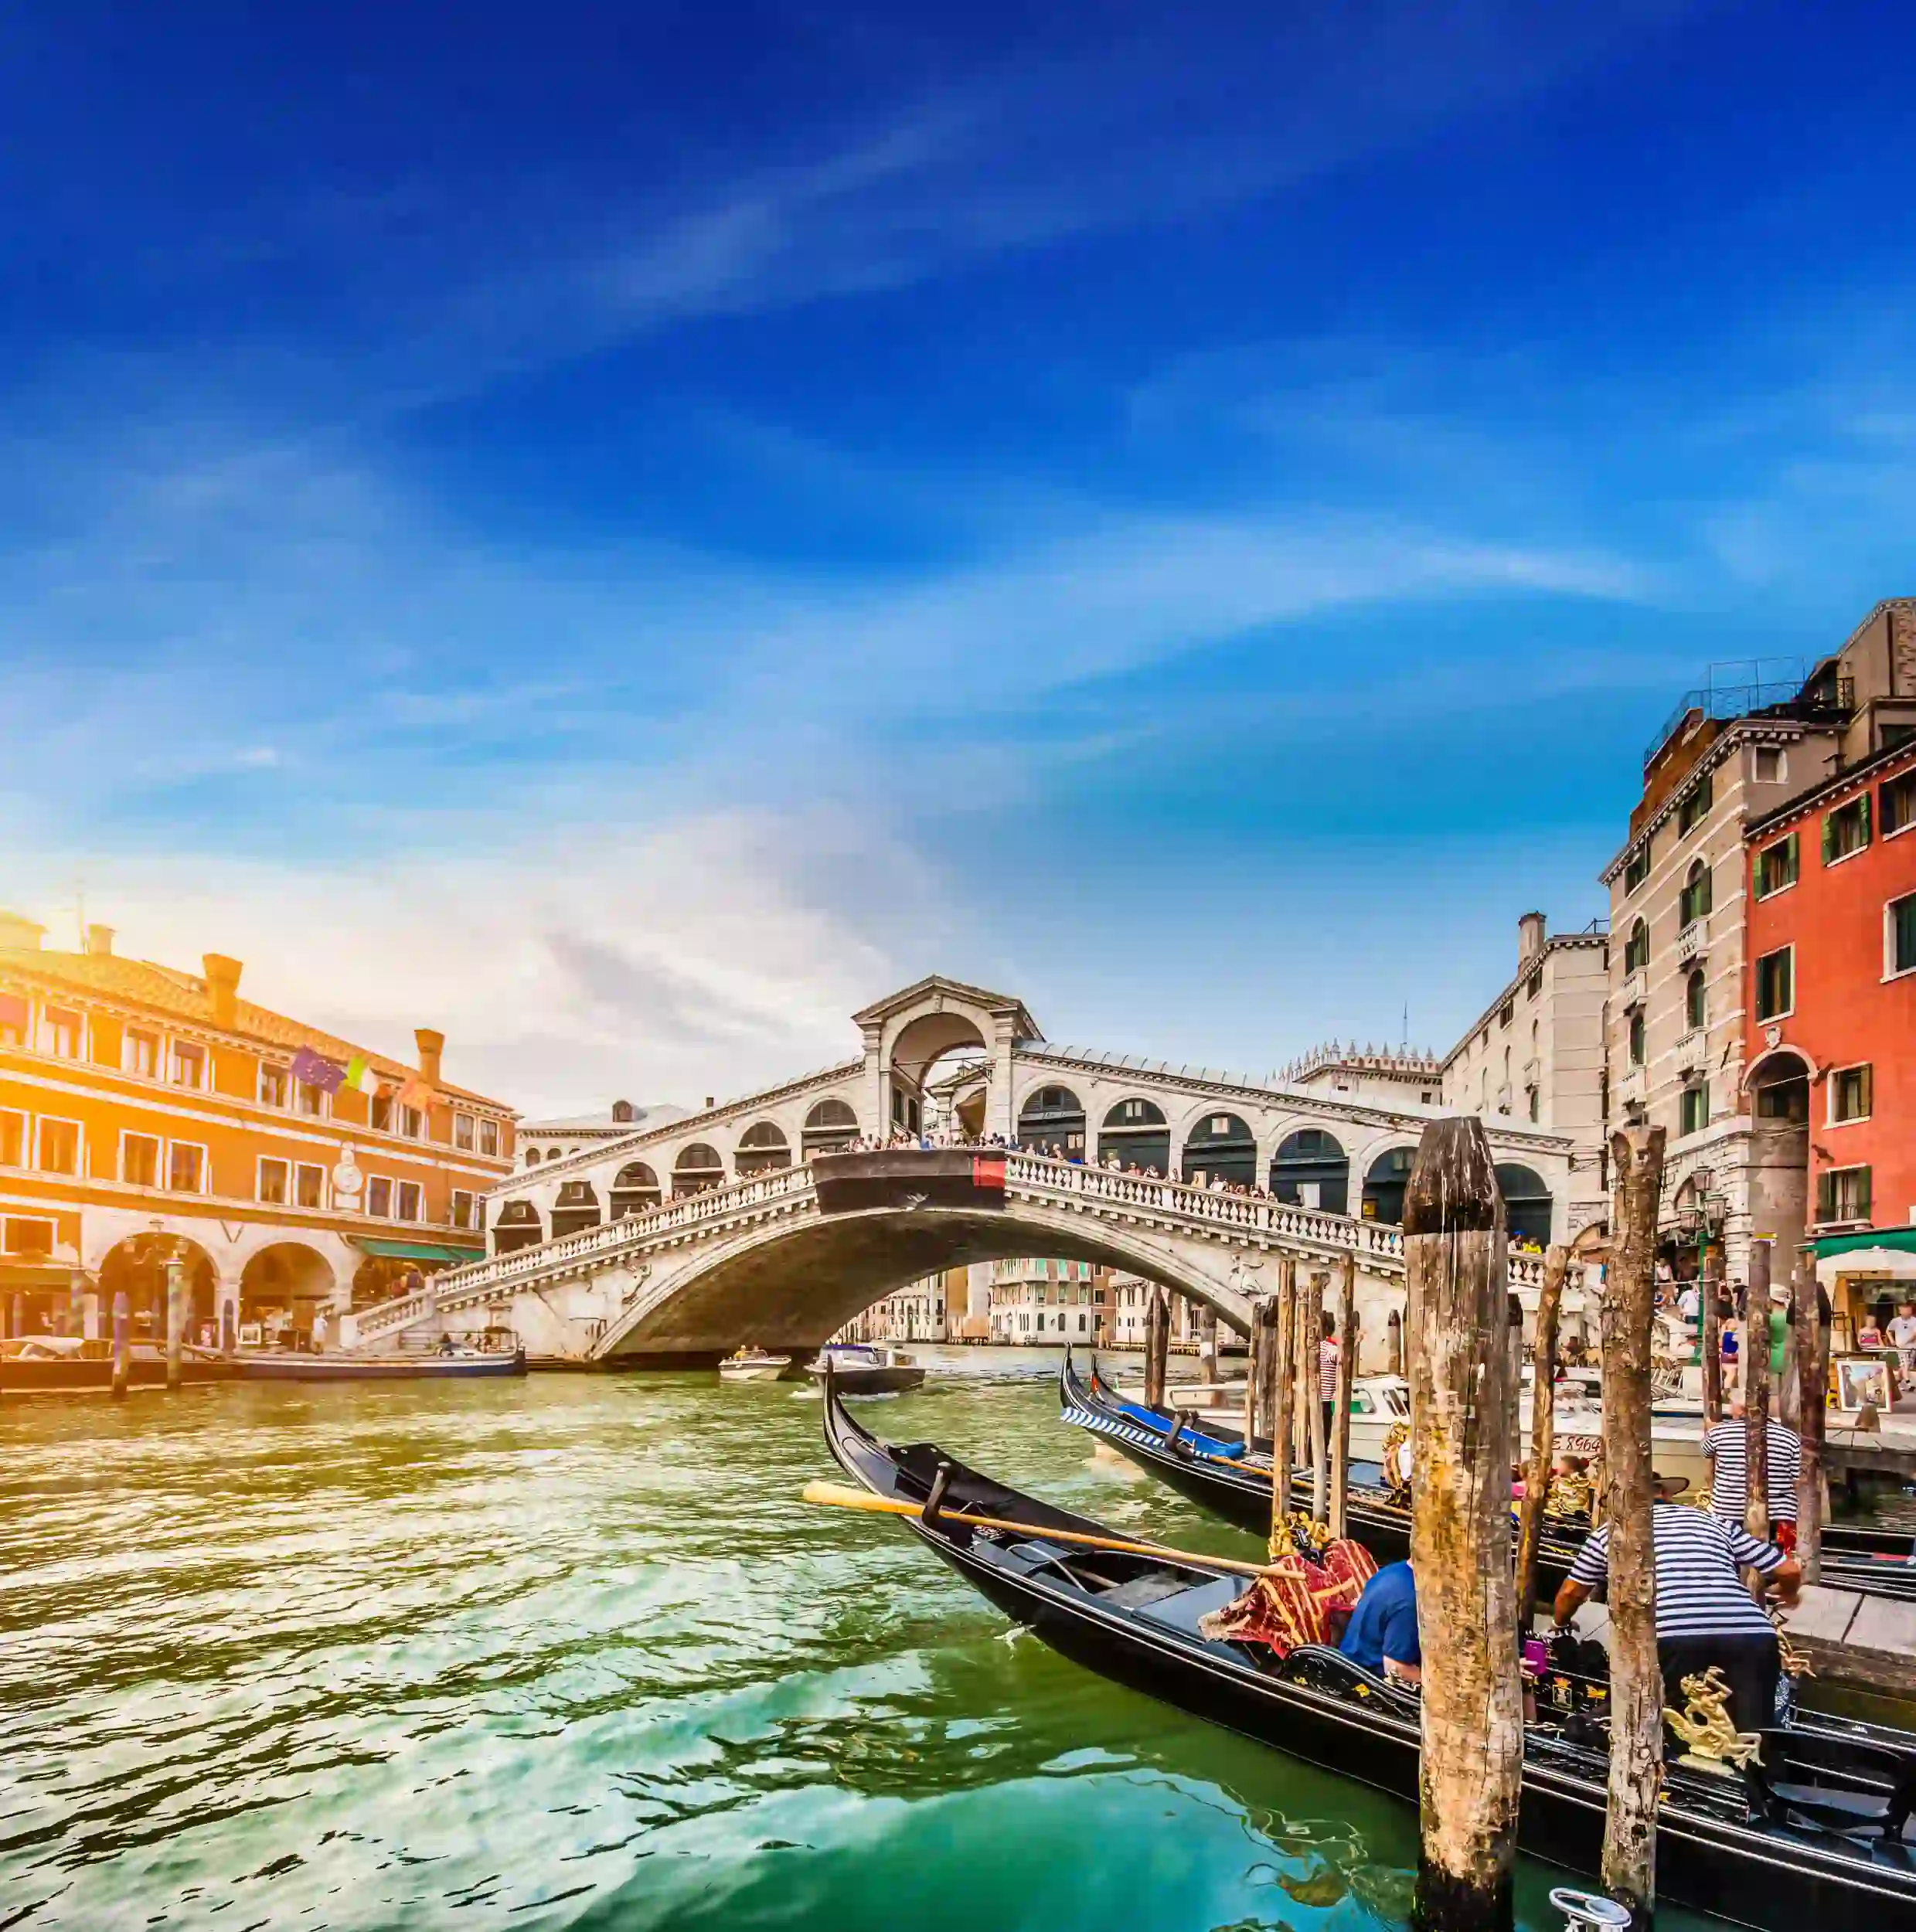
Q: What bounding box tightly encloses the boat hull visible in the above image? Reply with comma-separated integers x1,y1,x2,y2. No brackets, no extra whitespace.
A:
232,1352,526,1381
0,1355,235,1394
806,1364,925,1394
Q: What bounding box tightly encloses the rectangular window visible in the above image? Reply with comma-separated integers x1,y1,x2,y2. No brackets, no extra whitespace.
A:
297,1080,326,1117
0,991,24,1046
370,1092,393,1131
169,1040,206,1088
39,1006,83,1057
1892,893,1916,978
123,1028,159,1077
3,1217,56,1255
1754,832,1799,898
1679,1084,1709,1136
1624,844,1651,893
366,1175,393,1218
294,1162,325,1209
1499,998,1515,1027
451,1189,476,1230
1754,747,1785,784
1824,794,1871,864
1816,1165,1871,1225
0,1110,23,1165
400,1105,424,1141
257,1157,290,1206
1754,946,1794,1020
36,1117,80,1175
1830,1065,1872,1124
479,1118,499,1157
396,1180,423,1223
122,1133,160,1186
258,1063,291,1107
1883,770,1916,838
167,1142,206,1192
1678,773,1712,835
454,1112,475,1151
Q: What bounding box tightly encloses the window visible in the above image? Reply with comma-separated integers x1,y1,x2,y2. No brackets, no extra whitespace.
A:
366,1176,393,1218
479,1118,499,1157
1499,998,1515,1027
396,1180,423,1223
1685,969,1706,1030
122,1028,159,1077
1754,946,1793,1020
1678,772,1713,835
1526,968,1542,1000
259,1063,291,1107
297,1080,326,1117
169,1040,206,1088
1884,770,1916,838
454,1112,475,1151
1754,832,1799,898
0,1110,23,1165
370,1092,393,1131
1679,1084,1709,1137
1891,893,1916,978
1830,1065,1872,1124
1824,794,1871,864
167,1142,206,1192
36,1117,80,1175
1678,859,1713,927
1528,1089,1539,1123
1816,1165,1871,1225
1624,844,1651,894
39,1006,82,1057
1754,747,1784,784
3,1217,56,1255
1628,1009,1645,1066
451,1189,476,1230
122,1133,160,1187
400,1105,424,1141
1624,919,1649,975
258,1157,290,1205
526,1148,541,1168
295,1163,325,1209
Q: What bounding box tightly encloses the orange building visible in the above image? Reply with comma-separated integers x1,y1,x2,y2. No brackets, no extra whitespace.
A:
0,910,517,1345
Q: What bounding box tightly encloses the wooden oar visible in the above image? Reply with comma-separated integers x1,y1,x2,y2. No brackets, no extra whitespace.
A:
801,1479,1272,1577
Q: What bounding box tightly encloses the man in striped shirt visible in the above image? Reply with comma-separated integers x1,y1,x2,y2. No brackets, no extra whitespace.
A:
1702,1403,1802,1548
1319,1312,1340,1451
1553,1475,1801,1734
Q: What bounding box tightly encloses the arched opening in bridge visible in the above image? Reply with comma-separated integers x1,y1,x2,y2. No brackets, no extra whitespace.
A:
493,1200,544,1254
1182,1111,1255,1188
237,1241,333,1342
736,1121,792,1175
1018,1085,1085,1159
801,1097,860,1156
1098,1097,1169,1173
887,1012,989,1139
525,1148,541,1167
610,1162,662,1217
551,1181,601,1239
672,1143,726,1198
1270,1128,1349,1214
1361,1145,1417,1225
1492,1164,1553,1247
97,1233,221,1344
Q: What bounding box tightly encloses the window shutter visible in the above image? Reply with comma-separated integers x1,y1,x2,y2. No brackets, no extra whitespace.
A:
1859,1168,1872,1219
1860,793,1873,843
1822,814,1836,864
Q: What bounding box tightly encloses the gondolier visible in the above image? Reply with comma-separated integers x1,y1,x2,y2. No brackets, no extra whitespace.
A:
1702,1401,1802,1547
1553,1473,1802,1733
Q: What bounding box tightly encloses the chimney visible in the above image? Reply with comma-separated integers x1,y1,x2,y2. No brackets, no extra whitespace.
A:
0,910,46,952
202,954,243,1031
86,925,115,957
705,1095,715,1110
1517,911,1547,964
415,1027,445,1084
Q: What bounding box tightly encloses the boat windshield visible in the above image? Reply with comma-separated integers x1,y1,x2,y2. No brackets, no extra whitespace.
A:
823,1344,884,1362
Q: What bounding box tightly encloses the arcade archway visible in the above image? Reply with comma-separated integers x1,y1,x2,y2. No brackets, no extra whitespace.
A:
98,1233,221,1344
1098,1097,1169,1173
1492,1163,1553,1247
672,1143,726,1199
1182,1111,1255,1188
1270,1128,1349,1214
736,1121,792,1175
1018,1085,1085,1159
1361,1146,1417,1225
801,1098,859,1156
550,1181,602,1239
238,1241,335,1344
494,1200,544,1254
610,1162,662,1217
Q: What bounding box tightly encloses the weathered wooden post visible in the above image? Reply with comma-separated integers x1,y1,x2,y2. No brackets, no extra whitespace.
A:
1241,1303,1262,1447
111,1288,131,1399
1271,1257,1296,1537
1404,1117,1522,1932
1302,1269,1329,1521
1744,1239,1772,1541
1517,1242,1570,1614
67,1267,86,1338
165,1251,185,1393
1143,1286,1169,1410
1331,1268,1358,1540
1700,1250,1724,1427
1793,1257,1830,1584
1387,1304,1404,1378
1602,1126,1666,1930
1196,1301,1219,1384
1257,1291,1282,1459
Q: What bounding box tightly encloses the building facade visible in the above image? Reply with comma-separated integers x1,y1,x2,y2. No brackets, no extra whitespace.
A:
835,1271,948,1342
0,913,516,1345
987,1257,1110,1345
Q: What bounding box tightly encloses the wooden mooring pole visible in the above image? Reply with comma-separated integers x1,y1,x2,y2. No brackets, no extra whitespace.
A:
1304,1269,1329,1523
165,1252,185,1393
1744,1238,1772,1542
1241,1301,1262,1448
111,1287,131,1399
1794,1255,1830,1585
1601,1126,1666,1930
1271,1257,1296,1539
1517,1242,1569,1614
1404,1117,1521,1932
1143,1285,1169,1412
1330,1254,1356,1541
1700,1247,1724,1428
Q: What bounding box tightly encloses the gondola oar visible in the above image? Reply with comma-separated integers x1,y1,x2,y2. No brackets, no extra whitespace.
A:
801,1480,1274,1577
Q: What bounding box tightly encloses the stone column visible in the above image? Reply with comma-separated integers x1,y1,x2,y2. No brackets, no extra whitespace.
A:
68,1267,87,1338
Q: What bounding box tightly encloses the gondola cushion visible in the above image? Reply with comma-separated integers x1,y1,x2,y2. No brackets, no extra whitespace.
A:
1196,1540,1379,1655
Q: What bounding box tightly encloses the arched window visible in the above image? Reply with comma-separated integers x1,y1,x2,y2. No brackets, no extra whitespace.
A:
493,1199,543,1254
546,1148,563,1163
1629,1009,1645,1066
1679,859,1713,927
1181,1111,1255,1187
1686,968,1707,1030
1270,1128,1348,1214
526,1148,541,1167
550,1180,601,1239
611,1100,635,1124
1624,918,1649,974
1493,1164,1553,1247
1017,1085,1086,1159
610,1161,662,1218
801,1096,859,1155
736,1121,791,1175
1098,1097,1169,1172
1361,1146,1417,1226
672,1142,726,1199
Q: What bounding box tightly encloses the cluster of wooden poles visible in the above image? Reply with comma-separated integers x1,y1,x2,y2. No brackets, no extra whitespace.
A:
111,1260,189,1396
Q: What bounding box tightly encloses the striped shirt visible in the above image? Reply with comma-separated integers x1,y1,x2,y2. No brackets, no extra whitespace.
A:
1568,1503,1785,1639
1319,1339,1340,1400
1701,1420,1802,1523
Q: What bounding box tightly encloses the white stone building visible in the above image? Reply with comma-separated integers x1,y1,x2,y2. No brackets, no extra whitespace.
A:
836,1271,947,1342
987,1257,1109,1345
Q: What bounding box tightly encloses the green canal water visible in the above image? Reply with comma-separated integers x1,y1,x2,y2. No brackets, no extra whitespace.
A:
0,1350,1722,1931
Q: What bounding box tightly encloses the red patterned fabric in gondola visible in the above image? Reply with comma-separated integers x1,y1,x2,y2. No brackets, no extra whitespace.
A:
1197,1539,1378,1655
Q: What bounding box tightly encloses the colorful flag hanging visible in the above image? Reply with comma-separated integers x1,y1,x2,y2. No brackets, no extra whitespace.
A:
290,1045,345,1093
343,1052,383,1095
396,1074,434,1110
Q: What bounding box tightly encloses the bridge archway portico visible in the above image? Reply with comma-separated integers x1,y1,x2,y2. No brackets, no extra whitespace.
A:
856,978,1040,1145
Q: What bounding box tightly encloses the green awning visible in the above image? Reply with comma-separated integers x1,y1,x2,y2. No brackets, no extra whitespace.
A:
349,1236,485,1265
1810,1226,1916,1260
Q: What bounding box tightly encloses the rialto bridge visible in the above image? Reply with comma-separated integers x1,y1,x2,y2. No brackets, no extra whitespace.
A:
340,977,1572,1365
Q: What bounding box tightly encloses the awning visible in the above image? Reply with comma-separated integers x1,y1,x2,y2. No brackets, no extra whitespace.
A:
349,1236,485,1265
0,1260,72,1292
1811,1227,1916,1260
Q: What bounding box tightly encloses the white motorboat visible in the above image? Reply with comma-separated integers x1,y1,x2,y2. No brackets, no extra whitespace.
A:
806,1342,925,1394
719,1349,792,1384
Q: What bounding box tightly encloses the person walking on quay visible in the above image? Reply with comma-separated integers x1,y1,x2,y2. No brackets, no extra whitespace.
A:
1890,1301,1916,1379
311,1305,328,1355
1554,1474,1801,1733
1702,1401,1802,1549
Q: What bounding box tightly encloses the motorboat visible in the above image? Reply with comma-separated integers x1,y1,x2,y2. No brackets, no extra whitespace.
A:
230,1344,525,1381
822,1377,1916,1932
805,1342,925,1394
0,1335,235,1393
720,1348,793,1384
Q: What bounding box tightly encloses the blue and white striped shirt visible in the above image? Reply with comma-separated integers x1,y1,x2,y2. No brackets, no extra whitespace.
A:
1568,1504,1785,1639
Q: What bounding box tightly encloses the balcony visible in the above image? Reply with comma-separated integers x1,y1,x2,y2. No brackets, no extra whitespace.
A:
1676,915,1709,967
1674,1028,1707,1077
1615,1066,1647,1113
1621,968,1648,1010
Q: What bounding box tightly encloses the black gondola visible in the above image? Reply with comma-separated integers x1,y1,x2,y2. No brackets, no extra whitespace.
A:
1060,1352,1916,1604
822,1380,1916,1932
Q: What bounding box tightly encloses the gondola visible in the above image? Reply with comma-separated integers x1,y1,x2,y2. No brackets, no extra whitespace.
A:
1061,1352,1916,1604
822,1379,1916,1932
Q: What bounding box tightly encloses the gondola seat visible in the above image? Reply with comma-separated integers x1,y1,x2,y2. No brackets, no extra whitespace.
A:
1754,1730,1916,1840
1134,1576,1245,1637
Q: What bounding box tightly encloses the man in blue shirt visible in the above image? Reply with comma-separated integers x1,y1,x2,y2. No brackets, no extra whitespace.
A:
1338,1560,1421,1683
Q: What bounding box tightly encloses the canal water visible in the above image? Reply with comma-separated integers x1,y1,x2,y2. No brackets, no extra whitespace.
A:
1,1349,1721,1931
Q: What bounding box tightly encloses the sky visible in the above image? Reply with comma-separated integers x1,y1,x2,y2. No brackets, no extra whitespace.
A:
5,2,1916,1116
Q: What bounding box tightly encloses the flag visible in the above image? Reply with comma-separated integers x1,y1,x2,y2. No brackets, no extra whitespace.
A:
396,1074,434,1110
343,1052,383,1095
291,1046,344,1093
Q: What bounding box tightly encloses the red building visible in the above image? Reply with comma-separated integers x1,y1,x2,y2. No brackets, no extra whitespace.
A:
1743,736,1916,1342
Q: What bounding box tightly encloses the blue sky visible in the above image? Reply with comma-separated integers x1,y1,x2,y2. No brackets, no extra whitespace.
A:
5,2,1916,1113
